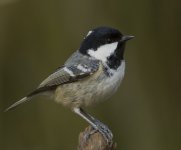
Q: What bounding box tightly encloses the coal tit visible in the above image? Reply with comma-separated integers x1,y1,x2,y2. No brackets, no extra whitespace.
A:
6,26,134,141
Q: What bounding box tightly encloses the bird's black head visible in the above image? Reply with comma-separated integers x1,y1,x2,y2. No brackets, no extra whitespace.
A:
79,27,122,54
79,26,134,69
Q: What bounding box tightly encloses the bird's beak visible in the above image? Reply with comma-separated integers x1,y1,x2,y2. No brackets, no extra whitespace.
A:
120,35,134,42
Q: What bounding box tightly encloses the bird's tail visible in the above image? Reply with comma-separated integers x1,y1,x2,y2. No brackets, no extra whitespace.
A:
5,96,31,112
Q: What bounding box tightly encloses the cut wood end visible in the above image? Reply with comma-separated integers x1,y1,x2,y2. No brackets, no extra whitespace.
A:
78,126,117,150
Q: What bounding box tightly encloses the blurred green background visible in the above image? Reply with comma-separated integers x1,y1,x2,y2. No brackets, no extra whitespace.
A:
1,0,181,150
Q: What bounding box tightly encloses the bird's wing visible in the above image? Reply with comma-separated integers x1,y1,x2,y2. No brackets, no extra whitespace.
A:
27,62,99,97
5,52,100,111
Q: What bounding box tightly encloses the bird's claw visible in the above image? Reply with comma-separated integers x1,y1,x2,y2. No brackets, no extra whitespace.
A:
93,119,113,144
83,126,97,141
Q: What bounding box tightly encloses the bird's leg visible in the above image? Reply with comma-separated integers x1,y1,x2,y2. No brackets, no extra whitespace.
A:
73,107,113,143
79,108,112,138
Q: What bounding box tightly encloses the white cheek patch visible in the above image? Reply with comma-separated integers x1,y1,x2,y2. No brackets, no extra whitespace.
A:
88,42,118,62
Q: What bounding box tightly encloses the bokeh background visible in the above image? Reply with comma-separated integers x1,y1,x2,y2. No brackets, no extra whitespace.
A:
1,0,181,150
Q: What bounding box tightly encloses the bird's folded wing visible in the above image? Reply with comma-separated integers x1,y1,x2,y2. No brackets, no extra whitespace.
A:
27,63,99,97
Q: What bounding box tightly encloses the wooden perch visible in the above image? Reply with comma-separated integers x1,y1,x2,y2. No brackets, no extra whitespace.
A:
78,126,117,150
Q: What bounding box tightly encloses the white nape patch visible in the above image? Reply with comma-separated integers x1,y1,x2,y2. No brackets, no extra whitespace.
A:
77,64,91,72
64,67,75,77
86,30,93,37
88,42,118,62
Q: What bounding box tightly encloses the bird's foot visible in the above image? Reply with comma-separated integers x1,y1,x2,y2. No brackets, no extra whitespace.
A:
83,126,97,141
92,119,113,144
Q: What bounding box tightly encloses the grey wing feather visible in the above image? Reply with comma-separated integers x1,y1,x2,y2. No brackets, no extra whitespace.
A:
38,66,70,87
28,52,100,97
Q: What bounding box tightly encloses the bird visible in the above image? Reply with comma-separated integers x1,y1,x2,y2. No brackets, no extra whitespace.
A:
5,26,134,141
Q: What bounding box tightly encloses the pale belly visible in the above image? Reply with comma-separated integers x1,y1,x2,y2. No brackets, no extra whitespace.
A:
54,62,125,108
